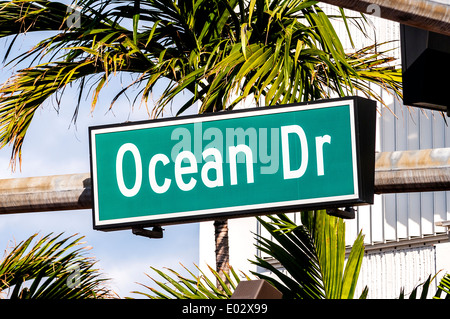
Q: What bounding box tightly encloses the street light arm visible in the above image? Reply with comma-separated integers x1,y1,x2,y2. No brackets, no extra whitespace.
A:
319,0,450,36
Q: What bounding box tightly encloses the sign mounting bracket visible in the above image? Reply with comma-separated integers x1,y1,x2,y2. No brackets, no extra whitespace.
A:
132,226,164,239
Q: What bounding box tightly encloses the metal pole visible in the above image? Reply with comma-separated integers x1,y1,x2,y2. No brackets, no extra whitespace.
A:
318,0,450,36
0,173,91,214
374,148,450,193
1,148,450,214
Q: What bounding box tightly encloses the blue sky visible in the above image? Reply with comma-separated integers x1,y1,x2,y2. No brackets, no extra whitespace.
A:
0,33,200,298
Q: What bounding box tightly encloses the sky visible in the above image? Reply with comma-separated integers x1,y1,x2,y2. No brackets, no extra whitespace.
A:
0,33,201,298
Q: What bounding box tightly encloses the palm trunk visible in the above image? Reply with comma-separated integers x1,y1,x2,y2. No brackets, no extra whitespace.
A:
214,219,230,290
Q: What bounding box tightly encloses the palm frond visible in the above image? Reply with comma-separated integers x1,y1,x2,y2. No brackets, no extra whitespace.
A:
435,273,450,299
133,263,249,299
0,0,403,168
0,233,113,299
252,211,366,299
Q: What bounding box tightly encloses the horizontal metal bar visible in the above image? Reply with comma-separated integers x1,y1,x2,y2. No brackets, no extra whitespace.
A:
374,148,450,193
1,148,450,214
318,0,450,36
0,173,92,214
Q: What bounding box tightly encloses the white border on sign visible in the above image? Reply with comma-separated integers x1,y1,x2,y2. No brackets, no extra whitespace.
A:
90,99,359,227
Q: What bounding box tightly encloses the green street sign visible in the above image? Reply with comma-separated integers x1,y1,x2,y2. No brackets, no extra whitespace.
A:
89,96,376,230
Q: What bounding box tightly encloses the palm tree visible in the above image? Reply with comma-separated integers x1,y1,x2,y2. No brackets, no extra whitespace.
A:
0,232,113,298
401,273,450,299
137,211,450,299
133,263,249,298
0,0,402,282
254,212,450,299
0,0,402,166
213,219,230,290
134,210,366,299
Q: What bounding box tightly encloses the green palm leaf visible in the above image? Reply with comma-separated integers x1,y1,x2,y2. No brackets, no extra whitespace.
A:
435,273,450,299
133,263,249,299
252,211,367,299
398,272,450,299
0,233,112,299
0,0,402,168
